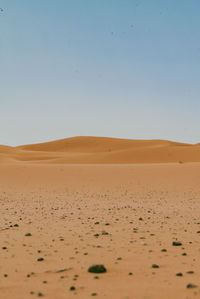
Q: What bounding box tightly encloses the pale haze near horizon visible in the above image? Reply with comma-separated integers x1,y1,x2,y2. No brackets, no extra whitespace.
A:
0,0,200,146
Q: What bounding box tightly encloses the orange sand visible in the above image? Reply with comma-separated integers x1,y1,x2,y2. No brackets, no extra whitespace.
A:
1,137,200,298
0,136,200,164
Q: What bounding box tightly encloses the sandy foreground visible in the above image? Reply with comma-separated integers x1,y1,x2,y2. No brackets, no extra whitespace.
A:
1,162,200,299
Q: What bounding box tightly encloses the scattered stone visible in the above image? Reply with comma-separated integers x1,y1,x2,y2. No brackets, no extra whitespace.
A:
38,292,44,297
56,267,72,273
176,272,183,276
25,233,32,236
102,231,109,235
186,283,197,289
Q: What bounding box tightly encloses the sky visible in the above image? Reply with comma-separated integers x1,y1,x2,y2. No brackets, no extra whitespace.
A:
0,0,200,146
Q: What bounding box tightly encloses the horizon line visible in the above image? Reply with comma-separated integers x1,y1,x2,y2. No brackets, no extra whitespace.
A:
2,135,199,148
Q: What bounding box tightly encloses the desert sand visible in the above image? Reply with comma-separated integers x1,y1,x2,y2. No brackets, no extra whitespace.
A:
0,136,200,164
1,137,200,298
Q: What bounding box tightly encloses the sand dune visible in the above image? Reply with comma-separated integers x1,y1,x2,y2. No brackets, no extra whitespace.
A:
0,136,199,164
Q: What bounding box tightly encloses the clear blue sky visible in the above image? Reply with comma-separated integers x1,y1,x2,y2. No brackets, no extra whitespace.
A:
1,0,200,146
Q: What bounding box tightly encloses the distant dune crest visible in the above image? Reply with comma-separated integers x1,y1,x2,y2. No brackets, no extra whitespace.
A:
0,136,200,164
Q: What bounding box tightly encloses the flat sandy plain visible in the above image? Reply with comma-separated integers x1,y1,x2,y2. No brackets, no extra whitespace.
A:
1,137,200,299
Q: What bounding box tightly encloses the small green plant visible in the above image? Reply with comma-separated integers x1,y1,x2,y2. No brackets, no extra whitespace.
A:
172,241,182,246
88,264,107,273
152,264,159,268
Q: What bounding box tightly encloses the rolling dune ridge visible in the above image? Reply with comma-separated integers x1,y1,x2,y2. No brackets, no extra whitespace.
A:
0,136,199,164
